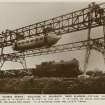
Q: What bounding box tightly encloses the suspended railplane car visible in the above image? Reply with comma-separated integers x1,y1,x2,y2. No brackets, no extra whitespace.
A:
12,27,61,51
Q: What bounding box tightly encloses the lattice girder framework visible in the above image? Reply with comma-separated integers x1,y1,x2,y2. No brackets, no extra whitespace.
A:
0,4,105,70
0,37,103,58
0,7,105,48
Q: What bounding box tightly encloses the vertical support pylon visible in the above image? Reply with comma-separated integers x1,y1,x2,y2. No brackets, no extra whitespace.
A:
0,30,8,71
83,27,91,74
0,29,28,71
102,17,105,63
83,9,92,75
0,43,5,70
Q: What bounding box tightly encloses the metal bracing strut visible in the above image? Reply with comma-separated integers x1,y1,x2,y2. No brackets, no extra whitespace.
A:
0,51,27,70
18,52,27,70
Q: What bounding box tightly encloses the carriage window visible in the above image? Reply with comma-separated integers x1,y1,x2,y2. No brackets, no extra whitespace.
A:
21,42,24,44
18,43,20,45
40,37,43,40
32,39,35,42
36,38,38,41
31,39,33,42
27,40,29,43
19,42,22,45
22,41,26,44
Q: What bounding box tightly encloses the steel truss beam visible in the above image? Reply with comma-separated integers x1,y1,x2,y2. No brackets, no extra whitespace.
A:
0,7,105,48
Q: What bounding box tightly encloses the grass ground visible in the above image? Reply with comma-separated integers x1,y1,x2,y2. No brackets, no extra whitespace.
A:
0,76,105,94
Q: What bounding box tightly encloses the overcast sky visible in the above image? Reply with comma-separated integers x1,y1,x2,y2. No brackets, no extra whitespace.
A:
0,2,105,71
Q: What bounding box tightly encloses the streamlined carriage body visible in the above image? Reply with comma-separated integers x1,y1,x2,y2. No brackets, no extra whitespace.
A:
13,28,60,51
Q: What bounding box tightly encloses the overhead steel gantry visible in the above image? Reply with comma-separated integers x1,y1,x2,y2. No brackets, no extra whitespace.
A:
0,5,105,47
0,2,105,72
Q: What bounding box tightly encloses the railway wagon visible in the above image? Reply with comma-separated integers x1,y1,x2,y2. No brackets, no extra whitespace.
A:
33,58,81,77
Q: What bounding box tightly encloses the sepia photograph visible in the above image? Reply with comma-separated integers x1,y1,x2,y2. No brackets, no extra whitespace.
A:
0,0,105,94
